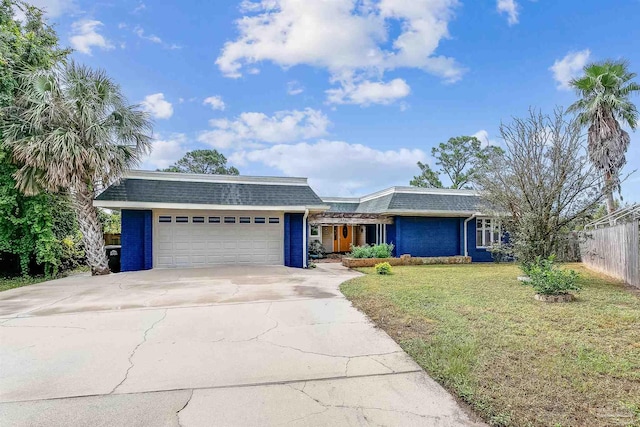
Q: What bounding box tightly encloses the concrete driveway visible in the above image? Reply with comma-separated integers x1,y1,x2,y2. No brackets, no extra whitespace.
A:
0,264,484,426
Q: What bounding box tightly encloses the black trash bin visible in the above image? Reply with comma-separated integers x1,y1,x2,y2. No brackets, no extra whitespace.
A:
105,245,121,273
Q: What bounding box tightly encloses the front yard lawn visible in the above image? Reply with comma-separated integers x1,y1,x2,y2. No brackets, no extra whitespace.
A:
0,276,48,292
340,263,640,427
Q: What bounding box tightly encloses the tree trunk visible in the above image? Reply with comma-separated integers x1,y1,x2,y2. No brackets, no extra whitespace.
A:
604,171,616,223
72,181,110,275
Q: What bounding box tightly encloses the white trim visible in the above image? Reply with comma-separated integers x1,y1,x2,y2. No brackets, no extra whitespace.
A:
320,197,360,203
303,209,309,268
125,170,309,186
463,213,478,257
93,200,329,212
475,217,502,249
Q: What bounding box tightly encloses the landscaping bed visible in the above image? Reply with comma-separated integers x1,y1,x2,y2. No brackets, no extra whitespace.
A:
340,263,640,427
342,254,471,268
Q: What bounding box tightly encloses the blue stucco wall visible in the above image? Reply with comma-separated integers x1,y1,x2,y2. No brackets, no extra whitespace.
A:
466,219,493,262
390,216,494,262
121,210,153,271
284,213,305,268
385,223,396,255
394,216,462,257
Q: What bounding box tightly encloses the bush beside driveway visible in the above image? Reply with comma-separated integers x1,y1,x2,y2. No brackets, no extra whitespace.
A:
340,263,640,427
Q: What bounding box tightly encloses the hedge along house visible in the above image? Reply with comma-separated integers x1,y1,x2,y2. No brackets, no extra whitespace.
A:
94,172,501,272
93,171,328,271
309,187,500,262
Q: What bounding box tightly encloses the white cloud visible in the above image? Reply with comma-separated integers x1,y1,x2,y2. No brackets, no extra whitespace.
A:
132,2,146,13
216,0,463,105
496,0,518,26
141,93,174,119
141,133,188,170
326,78,410,106
134,26,162,44
550,49,591,90
203,96,226,111
472,130,498,148
14,0,76,21
229,140,426,195
69,20,114,55
134,26,182,49
198,108,330,149
287,80,304,96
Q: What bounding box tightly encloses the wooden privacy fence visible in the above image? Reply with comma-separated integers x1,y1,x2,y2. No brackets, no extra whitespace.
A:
580,220,640,288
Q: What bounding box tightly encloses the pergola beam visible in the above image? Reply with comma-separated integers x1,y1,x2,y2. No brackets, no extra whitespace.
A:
309,213,394,225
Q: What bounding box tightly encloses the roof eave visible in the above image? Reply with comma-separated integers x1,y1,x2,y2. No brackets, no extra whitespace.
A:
93,200,330,212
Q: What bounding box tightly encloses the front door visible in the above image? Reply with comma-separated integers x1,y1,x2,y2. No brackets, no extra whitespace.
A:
334,225,353,252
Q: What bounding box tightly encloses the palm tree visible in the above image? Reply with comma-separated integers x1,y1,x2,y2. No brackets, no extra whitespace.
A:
568,60,640,214
3,62,152,275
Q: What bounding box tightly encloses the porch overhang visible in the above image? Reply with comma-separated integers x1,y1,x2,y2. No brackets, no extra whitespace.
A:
308,212,394,226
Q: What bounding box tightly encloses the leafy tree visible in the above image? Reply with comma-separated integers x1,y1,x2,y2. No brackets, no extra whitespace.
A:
410,136,503,189
568,60,640,214
0,0,73,276
3,62,152,275
98,210,121,234
476,109,604,263
161,149,239,175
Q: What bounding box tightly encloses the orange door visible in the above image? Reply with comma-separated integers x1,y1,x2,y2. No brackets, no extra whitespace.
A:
337,225,353,252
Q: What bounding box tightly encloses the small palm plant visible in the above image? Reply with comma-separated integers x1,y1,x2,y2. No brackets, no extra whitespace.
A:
568,60,640,214
3,62,152,275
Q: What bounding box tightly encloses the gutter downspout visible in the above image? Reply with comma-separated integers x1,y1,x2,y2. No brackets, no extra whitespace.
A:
463,213,478,258
303,209,309,268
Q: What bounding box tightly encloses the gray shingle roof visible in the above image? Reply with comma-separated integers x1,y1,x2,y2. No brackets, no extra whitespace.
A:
387,193,482,212
326,202,360,213
96,178,325,207
322,188,485,214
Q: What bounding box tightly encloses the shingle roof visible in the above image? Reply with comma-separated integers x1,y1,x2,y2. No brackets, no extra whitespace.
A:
387,192,482,212
321,188,485,214
96,177,325,207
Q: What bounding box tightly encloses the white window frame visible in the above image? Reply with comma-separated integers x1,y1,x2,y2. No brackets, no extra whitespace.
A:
310,224,320,237
476,217,501,248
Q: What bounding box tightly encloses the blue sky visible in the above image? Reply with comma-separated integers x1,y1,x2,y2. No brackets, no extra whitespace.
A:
24,0,640,200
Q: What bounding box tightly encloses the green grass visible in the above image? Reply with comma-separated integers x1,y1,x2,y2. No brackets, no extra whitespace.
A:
340,263,640,427
0,266,90,293
0,276,48,292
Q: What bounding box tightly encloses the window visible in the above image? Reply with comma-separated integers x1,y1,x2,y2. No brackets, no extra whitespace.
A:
268,217,280,224
158,216,172,223
176,216,189,223
476,218,501,248
208,216,221,223
224,216,236,224
192,216,205,223
310,225,319,236
254,217,266,224
239,217,251,224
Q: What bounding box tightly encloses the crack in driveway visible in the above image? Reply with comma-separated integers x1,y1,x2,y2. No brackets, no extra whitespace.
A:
175,389,194,427
109,309,168,394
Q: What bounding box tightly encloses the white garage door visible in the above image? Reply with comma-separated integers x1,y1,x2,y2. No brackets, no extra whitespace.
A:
154,211,284,268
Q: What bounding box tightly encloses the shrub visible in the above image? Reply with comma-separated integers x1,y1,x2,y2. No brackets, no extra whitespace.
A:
349,243,394,259
308,240,326,258
490,242,514,263
375,262,392,275
372,243,394,258
521,256,581,295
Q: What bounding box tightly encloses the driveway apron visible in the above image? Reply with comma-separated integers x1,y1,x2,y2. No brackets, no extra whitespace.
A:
0,264,484,426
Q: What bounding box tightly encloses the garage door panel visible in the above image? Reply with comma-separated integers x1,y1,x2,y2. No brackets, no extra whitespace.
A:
175,242,191,251
154,212,284,268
